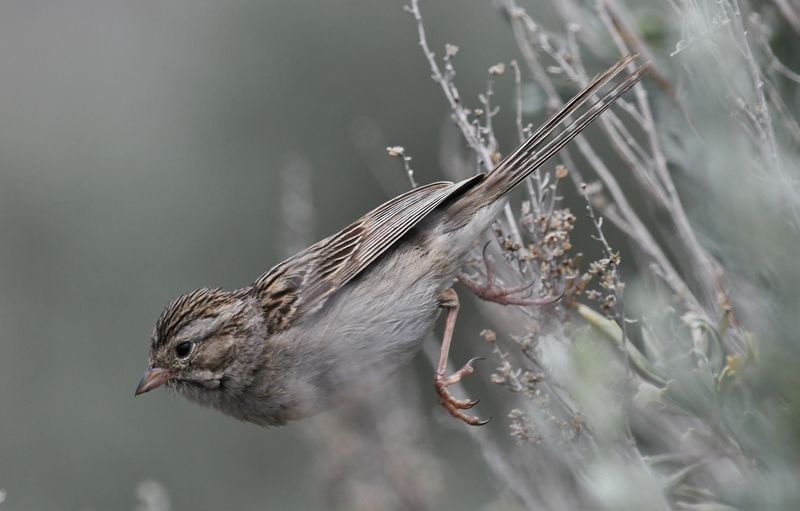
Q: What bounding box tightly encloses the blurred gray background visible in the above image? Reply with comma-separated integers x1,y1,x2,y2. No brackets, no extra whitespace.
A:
0,1,534,510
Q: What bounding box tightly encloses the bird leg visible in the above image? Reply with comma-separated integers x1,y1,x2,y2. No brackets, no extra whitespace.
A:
434,288,489,426
458,243,562,306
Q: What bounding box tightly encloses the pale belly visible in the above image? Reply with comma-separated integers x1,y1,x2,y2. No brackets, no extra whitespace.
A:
295,204,499,392
258,201,503,420
294,233,454,388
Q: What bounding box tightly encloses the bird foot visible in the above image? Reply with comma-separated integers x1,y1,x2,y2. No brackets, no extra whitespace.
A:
434,357,490,426
458,243,562,306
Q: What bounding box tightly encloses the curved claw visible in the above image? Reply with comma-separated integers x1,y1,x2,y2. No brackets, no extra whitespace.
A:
438,395,480,410
441,401,490,426
454,408,491,426
441,393,477,409
481,240,492,262
460,398,480,410
435,354,486,423
503,277,538,296
523,284,565,306
465,356,486,367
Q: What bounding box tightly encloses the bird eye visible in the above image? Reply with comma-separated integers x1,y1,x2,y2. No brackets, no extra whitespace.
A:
175,341,194,360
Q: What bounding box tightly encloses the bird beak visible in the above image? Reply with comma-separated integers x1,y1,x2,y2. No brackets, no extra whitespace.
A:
134,367,172,396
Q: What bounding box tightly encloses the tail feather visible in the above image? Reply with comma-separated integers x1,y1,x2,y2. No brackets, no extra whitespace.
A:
472,55,650,204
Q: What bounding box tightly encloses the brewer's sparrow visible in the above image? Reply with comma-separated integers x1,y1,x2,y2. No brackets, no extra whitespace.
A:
135,56,648,426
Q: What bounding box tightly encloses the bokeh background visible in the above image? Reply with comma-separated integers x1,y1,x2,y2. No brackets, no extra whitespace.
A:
2,1,800,510
0,2,523,510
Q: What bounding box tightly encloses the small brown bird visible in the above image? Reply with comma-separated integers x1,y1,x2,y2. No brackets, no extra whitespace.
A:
135,56,647,426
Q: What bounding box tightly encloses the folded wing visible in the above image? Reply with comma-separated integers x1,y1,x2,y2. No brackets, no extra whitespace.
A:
254,175,484,332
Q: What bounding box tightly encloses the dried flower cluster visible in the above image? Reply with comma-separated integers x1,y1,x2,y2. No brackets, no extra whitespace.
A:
398,0,800,509
267,1,800,509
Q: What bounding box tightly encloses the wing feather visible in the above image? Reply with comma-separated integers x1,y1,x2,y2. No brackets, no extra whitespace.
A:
255,174,483,332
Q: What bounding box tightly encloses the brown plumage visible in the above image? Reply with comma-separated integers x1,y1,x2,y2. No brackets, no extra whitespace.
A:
136,56,649,427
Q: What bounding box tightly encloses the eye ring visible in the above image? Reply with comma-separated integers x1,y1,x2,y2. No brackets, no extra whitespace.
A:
175,341,194,360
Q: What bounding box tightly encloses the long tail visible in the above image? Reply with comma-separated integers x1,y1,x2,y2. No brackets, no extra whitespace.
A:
460,55,649,211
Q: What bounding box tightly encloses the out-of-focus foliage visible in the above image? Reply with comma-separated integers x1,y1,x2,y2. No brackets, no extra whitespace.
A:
402,0,800,509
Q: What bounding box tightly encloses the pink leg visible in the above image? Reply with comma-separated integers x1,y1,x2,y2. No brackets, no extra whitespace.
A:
458,244,562,306
434,288,489,426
